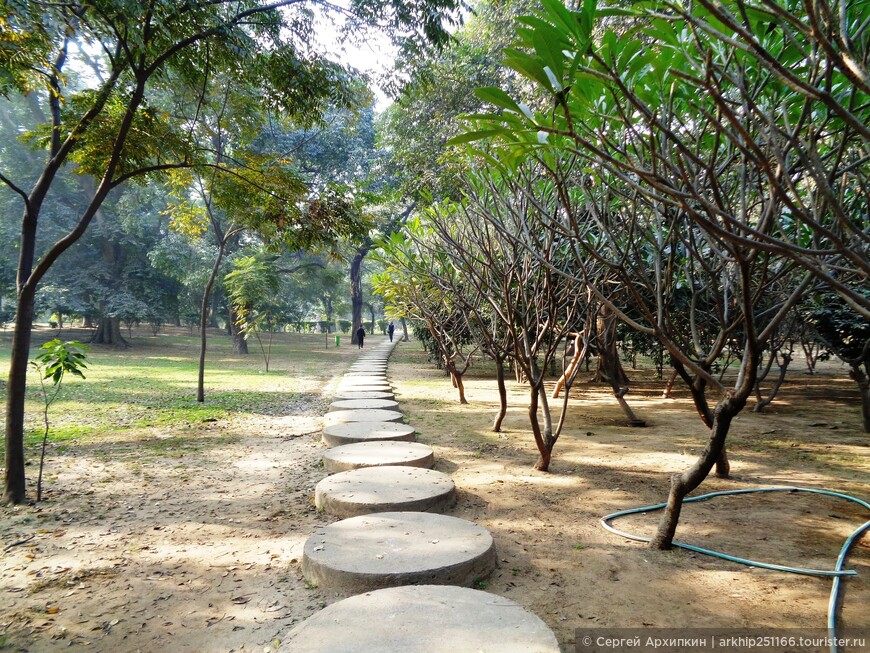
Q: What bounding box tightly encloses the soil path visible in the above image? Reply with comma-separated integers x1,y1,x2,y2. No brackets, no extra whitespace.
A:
1,407,334,652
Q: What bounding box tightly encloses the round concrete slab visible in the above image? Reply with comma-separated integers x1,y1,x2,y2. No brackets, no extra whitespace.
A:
349,363,388,369
325,409,404,425
329,398,399,411
314,466,455,517
343,371,388,378
302,512,495,591
339,375,388,385
278,585,559,653
333,390,395,400
323,441,434,474
336,384,392,393
322,422,416,446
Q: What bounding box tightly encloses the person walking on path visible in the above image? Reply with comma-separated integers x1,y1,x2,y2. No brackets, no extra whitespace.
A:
388,322,395,342
356,326,366,349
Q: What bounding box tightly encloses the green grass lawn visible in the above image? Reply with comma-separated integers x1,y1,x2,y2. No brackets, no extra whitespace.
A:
0,326,359,453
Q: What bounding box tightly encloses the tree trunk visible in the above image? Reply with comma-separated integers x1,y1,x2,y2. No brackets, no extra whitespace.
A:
230,303,248,354
673,359,730,478
528,381,552,471
538,383,554,445
593,306,630,385
350,251,365,345
91,316,128,346
3,285,37,504
662,368,678,399
849,362,870,433
198,241,227,402
452,367,468,404
650,394,745,549
209,286,226,329
85,177,127,348
400,317,409,342
493,356,508,432
754,351,792,413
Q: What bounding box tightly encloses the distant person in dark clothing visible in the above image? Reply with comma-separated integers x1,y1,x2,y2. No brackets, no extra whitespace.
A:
388,322,395,342
356,326,366,349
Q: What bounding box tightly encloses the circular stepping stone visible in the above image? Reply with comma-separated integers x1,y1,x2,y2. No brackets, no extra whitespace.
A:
323,441,434,474
322,422,415,446
278,585,559,653
344,371,388,378
340,375,388,385
325,409,403,425
302,512,495,591
330,399,399,411
314,467,455,517
333,390,395,401
336,384,393,394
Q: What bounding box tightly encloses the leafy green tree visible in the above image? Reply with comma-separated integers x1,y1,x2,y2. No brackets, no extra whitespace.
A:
380,0,537,200
374,218,480,404
1,0,466,504
450,0,855,548
225,254,282,372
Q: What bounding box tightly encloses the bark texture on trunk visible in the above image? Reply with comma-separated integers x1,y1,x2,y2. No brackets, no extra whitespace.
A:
528,383,551,471
350,251,365,345
754,351,792,413
493,356,508,432
673,359,730,477
91,316,128,346
650,394,745,549
198,243,227,403
3,286,36,504
450,366,468,404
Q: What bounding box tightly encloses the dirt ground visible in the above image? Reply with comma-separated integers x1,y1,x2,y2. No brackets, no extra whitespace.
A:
1,339,868,652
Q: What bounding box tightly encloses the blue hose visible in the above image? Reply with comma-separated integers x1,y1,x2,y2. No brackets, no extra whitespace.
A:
600,486,870,653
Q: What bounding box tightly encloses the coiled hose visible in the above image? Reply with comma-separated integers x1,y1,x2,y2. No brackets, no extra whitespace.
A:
600,486,870,653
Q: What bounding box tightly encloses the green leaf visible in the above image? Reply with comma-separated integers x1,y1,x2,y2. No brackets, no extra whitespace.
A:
473,87,525,115
503,50,555,93
447,129,507,145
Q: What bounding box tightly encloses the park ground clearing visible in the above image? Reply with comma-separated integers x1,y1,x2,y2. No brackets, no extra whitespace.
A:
1,328,868,652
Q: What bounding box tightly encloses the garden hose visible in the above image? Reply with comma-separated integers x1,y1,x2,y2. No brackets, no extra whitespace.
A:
600,486,870,653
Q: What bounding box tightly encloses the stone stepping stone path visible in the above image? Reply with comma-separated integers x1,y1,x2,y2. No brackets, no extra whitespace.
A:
322,421,416,446
322,441,434,474
325,408,404,425
282,337,558,649
334,384,392,393
336,374,389,385
277,585,561,653
333,390,395,400
314,466,456,517
302,512,496,591
329,398,399,410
